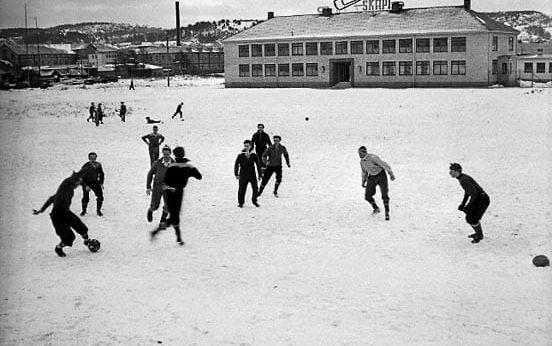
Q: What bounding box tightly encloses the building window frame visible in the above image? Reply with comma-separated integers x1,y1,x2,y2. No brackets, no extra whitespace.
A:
239,64,250,77
416,61,430,75
433,38,448,52
320,42,333,55
399,39,413,53
292,63,304,76
524,62,533,73
451,37,466,52
433,60,448,75
306,63,319,76
382,39,396,54
416,38,430,53
292,43,304,56
536,62,546,73
351,41,363,54
366,40,380,54
251,44,263,57
451,60,466,75
278,63,290,76
264,44,275,57
335,41,348,55
382,61,396,75
492,36,498,51
278,43,289,56
366,62,380,76
238,45,249,58
265,64,276,77
492,60,497,75
306,42,318,55
399,61,413,75
252,64,263,77
508,37,515,51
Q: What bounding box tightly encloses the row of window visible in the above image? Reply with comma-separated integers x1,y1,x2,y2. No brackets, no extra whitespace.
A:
523,62,552,74
238,60,467,77
238,38,468,57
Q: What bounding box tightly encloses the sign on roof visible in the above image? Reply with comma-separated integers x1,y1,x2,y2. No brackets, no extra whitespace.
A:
333,0,392,11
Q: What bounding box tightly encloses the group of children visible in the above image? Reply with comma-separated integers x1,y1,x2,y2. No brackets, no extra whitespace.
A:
86,102,127,126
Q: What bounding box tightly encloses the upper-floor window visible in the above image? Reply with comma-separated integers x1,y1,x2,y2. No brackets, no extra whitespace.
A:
292,43,304,56
451,37,466,52
433,38,448,52
508,37,514,51
382,40,396,54
320,42,333,55
278,43,289,56
264,44,275,56
251,44,263,57
306,42,318,55
335,41,348,55
366,40,379,54
238,45,249,57
416,38,430,53
351,41,363,54
399,39,412,53
492,36,498,51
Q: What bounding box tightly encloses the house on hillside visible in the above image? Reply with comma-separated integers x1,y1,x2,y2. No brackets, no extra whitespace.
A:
223,1,519,88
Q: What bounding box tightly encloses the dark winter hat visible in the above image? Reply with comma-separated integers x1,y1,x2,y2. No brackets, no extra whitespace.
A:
449,163,462,172
162,145,171,152
173,146,185,158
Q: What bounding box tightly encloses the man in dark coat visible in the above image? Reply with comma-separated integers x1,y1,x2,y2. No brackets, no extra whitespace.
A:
234,140,261,208
172,102,184,119
80,152,105,216
142,125,166,165
146,145,174,225
259,135,290,198
151,146,202,245
449,163,490,244
87,102,95,122
250,123,272,176
33,171,96,257
119,102,127,122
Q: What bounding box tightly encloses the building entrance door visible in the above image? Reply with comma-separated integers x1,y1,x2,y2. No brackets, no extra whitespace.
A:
329,59,354,87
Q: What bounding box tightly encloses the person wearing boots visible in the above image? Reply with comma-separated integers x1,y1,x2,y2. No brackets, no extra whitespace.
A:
258,135,290,198
358,146,395,220
250,123,272,177
80,152,105,216
87,102,95,122
150,146,202,246
146,145,174,225
234,140,261,208
142,125,166,166
449,163,490,244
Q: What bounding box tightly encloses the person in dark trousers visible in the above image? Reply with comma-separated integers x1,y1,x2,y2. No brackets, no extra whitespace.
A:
358,146,395,220
449,163,490,244
250,123,272,177
80,152,105,216
234,140,261,208
129,79,135,90
146,145,174,225
142,125,165,165
119,102,127,122
87,102,95,122
151,146,202,245
95,103,104,126
172,102,184,119
259,135,290,198
145,117,162,124
32,171,95,257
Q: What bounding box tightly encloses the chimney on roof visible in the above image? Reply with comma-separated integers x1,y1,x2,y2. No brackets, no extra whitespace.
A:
318,6,333,17
464,0,471,10
268,12,274,20
175,1,181,46
390,1,404,13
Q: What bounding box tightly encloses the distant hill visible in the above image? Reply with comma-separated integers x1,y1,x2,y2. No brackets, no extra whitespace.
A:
0,10,550,45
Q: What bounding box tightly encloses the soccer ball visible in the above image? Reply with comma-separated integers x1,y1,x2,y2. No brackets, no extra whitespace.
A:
532,255,550,267
87,239,101,253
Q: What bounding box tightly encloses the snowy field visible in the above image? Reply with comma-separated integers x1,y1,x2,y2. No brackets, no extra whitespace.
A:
0,77,550,345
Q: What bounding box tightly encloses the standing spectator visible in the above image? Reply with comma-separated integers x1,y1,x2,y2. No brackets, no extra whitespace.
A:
129,79,135,90
358,146,395,220
234,140,261,208
150,146,202,246
250,123,272,177
259,135,290,198
80,152,105,217
449,163,490,244
142,125,166,165
146,145,174,225
119,102,127,122
87,102,95,122
95,103,104,126
172,102,184,119
32,171,98,257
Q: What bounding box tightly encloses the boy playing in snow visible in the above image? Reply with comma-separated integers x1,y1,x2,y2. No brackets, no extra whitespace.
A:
234,140,261,208
259,135,290,198
142,125,166,165
449,163,490,244
32,171,96,257
80,152,105,216
146,145,174,225
358,146,395,220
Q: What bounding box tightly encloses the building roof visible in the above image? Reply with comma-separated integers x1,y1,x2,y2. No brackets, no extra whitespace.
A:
224,6,519,43
517,54,552,60
1,41,76,55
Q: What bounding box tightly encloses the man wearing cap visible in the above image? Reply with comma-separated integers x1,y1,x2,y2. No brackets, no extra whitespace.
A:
358,146,395,220
150,146,202,246
141,125,165,165
449,163,490,244
146,145,174,225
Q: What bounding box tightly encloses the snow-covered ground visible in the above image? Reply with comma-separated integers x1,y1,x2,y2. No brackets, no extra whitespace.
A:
0,77,550,345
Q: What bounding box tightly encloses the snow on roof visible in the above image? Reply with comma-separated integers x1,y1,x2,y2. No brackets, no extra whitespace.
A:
224,6,519,43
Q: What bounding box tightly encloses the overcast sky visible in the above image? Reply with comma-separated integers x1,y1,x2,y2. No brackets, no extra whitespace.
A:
0,0,550,29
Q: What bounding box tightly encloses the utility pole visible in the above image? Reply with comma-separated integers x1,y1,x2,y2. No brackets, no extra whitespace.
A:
35,17,41,84
166,36,170,87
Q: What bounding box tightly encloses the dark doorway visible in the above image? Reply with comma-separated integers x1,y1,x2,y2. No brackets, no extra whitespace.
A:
329,59,353,87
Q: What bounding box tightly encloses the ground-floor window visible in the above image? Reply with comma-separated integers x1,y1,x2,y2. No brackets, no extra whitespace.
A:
492,60,497,75
536,62,546,73
433,61,448,75
265,64,276,77
239,64,250,77
451,60,466,75
306,63,318,76
416,61,430,75
252,64,263,77
383,61,396,76
366,62,380,75
292,63,304,76
278,63,290,76
524,63,533,73
399,61,412,75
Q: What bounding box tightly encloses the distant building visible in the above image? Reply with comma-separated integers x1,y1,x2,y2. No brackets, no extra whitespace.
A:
519,42,552,55
138,46,224,74
0,40,77,68
88,44,119,67
223,2,519,88
516,54,552,82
